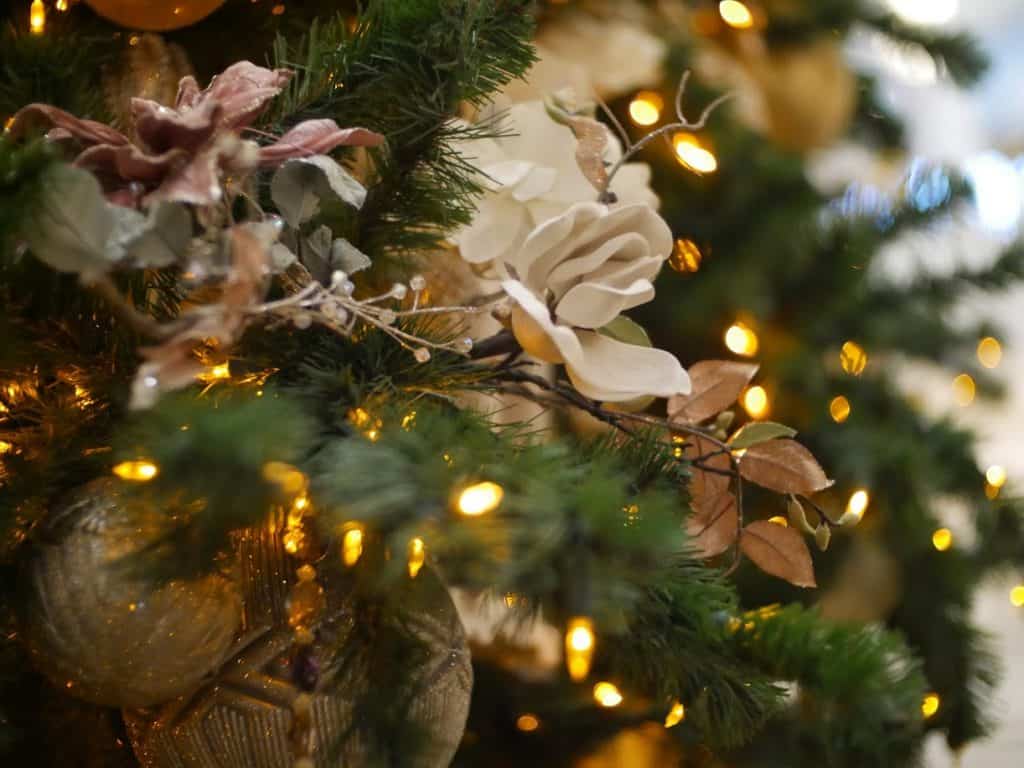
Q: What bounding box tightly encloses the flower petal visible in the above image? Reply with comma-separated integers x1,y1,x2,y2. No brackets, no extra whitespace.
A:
132,97,220,154
503,279,581,364
511,166,558,202
456,198,533,266
200,61,293,130
258,119,385,166
144,143,222,206
555,278,655,329
10,103,129,147
564,330,690,402
76,144,189,185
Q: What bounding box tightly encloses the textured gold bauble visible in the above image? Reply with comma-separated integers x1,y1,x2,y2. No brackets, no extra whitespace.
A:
84,0,227,31
742,38,857,151
19,479,242,709
126,513,472,768
104,34,194,134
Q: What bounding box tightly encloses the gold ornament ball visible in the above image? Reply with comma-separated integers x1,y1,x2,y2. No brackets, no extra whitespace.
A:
126,514,472,768
84,0,227,31
19,479,242,709
743,38,857,151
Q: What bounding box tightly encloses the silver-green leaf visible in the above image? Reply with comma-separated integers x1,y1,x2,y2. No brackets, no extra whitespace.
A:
270,155,368,228
26,164,116,275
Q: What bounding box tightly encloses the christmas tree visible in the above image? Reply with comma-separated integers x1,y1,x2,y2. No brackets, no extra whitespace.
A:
0,2,1019,768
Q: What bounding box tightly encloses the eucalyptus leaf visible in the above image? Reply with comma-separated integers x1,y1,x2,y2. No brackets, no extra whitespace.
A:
26,164,115,275
302,228,371,283
330,238,372,274
301,225,335,283
271,155,368,228
729,421,797,450
270,243,297,272
112,202,192,268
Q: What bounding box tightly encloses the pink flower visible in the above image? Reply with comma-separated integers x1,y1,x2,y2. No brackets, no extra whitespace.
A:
11,61,384,208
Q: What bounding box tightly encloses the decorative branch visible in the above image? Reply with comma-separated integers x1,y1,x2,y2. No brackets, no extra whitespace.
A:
599,71,732,201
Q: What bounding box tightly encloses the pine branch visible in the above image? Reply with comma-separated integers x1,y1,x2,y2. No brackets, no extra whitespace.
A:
267,1,536,261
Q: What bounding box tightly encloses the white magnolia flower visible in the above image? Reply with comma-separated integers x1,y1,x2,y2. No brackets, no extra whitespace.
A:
453,100,658,268
498,202,690,402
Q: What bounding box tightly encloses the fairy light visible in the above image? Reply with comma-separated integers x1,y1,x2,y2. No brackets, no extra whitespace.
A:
565,617,595,681
593,682,623,708
671,434,686,459
283,528,305,555
342,526,363,567
719,1,755,28
844,489,869,523
830,395,851,423
742,386,769,419
516,714,540,732
985,465,1006,489
840,341,868,376
56,0,68,10
725,322,759,356
401,411,417,430
768,515,788,527
932,528,953,552
262,461,308,495
673,133,718,174
977,337,1002,369
669,239,702,273
348,407,371,428
0,441,11,455
30,0,45,35
407,537,426,578
921,692,941,719
664,701,686,728
952,373,976,406
197,362,231,383
628,92,663,127
113,460,159,482
1010,585,1024,607
457,481,504,516
623,503,640,526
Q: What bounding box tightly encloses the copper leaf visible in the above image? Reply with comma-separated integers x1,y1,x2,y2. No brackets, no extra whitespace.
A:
739,439,832,494
740,521,817,588
669,360,759,425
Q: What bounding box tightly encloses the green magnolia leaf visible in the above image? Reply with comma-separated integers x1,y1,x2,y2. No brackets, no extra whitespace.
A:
787,496,818,535
598,316,654,412
598,315,652,347
26,163,116,274
814,523,832,552
729,421,797,450
271,155,368,228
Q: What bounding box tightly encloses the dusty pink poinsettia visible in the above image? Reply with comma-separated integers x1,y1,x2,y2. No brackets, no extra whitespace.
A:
11,61,384,208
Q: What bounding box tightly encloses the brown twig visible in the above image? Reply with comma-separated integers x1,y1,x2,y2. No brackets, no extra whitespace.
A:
81,274,176,341
488,365,750,571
